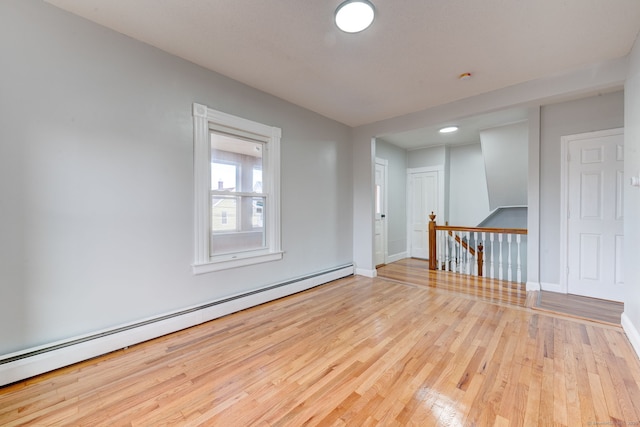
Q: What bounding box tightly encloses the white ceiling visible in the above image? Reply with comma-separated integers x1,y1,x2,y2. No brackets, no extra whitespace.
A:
45,0,640,146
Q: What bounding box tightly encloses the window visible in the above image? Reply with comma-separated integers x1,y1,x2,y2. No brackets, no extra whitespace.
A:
192,103,282,274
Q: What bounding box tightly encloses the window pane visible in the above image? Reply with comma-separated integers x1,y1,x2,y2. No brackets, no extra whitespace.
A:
211,162,236,191
252,197,264,228
211,132,263,193
212,195,237,232
253,166,263,193
211,195,266,255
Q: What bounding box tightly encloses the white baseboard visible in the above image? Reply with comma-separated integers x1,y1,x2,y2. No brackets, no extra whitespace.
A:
621,312,640,360
540,282,564,293
526,281,541,291
0,265,354,387
355,267,377,278
386,252,407,264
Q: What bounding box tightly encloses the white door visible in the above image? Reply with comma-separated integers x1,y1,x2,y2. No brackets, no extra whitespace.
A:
374,159,387,266
409,170,439,259
565,129,624,301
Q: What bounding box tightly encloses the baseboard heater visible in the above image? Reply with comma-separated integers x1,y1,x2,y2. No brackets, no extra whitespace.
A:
0,264,354,386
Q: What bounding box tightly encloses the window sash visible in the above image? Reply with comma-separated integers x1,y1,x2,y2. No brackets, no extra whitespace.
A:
192,103,282,274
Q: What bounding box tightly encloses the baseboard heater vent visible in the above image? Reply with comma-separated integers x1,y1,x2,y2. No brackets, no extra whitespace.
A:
0,264,354,385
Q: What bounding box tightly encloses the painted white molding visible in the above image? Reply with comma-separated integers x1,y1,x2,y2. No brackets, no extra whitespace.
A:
386,252,408,264
540,282,563,293
192,102,282,274
621,313,640,360
355,267,377,278
526,281,541,292
0,265,353,387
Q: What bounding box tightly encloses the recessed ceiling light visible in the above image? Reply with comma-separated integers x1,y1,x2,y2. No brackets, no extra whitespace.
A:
335,0,376,33
439,126,459,133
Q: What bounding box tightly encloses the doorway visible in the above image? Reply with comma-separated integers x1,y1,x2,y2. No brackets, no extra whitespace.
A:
560,128,624,301
408,166,444,260
374,158,388,266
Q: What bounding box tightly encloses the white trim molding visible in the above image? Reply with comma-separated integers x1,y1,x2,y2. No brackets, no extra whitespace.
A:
540,282,563,293
526,281,541,292
0,265,353,386
355,267,377,278
192,103,283,274
621,313,640,359
386,252,408,264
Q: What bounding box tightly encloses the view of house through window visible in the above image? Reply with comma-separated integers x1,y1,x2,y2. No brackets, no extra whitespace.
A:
210,132,266,255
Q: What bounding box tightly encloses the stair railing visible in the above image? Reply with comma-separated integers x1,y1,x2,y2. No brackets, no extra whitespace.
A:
428,212,527,283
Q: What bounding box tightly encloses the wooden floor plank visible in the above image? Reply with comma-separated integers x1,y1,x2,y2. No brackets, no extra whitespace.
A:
535,290,624,325
1,266,640,426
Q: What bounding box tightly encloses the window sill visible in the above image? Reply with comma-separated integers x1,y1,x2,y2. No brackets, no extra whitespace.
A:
192,251,283,275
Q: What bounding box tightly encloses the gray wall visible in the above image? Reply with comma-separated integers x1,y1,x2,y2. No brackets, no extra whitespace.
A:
0,0,352,355
375,140,408,258
539,90,624,285
448,143,491,226
408,146,447,169
624,33,640,345
480,121,528,210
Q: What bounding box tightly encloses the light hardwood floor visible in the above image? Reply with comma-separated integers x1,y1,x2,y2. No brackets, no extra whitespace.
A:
1,273,640,426
534,291,624,326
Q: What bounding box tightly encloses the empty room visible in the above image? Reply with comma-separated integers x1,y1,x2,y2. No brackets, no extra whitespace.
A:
2,1,640,425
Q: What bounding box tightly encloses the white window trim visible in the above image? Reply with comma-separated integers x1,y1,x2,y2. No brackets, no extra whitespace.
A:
192,103,282,274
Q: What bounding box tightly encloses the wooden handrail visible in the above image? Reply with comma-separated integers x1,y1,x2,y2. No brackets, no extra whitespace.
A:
435,225,527,235
428,212,527,279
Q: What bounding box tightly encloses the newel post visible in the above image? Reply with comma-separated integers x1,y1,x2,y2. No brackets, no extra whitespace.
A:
477,242,484,277
428,212,437,270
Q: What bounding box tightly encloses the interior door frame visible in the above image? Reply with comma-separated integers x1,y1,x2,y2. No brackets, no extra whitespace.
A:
375,158,388,266
559,127,624,295
406,165,445,258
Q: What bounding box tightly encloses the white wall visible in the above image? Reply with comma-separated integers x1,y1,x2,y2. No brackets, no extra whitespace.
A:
623,32,640,355
0,0,352,356
375,140,407,258
448,143,491,226
539,91,624,286
480,121,529,210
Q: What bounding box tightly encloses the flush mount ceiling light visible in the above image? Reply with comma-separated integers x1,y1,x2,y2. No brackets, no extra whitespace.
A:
335,0,376,33
439,126,459,134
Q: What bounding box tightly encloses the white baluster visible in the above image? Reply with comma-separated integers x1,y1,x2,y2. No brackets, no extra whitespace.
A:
517,234,522,283
474,231,479,276
444,230,448,271
498,233,503,280
507,234,512,282
445,232,450,271
489,233,495,279
453,232,458,272
451,231,460,273
481,231,488,276
436,231,443,270
465,231,471,275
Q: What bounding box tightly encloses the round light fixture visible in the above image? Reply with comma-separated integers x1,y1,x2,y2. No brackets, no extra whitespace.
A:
335,0,376,33
439,126,459,134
